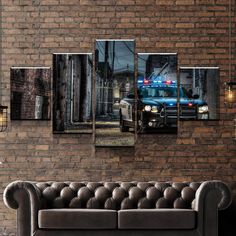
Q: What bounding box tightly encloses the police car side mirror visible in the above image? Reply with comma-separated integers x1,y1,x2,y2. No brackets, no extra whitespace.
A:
193,94,199,99
127,94,135,99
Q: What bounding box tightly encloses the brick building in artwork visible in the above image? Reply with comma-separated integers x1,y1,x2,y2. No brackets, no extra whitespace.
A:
11,68,51,120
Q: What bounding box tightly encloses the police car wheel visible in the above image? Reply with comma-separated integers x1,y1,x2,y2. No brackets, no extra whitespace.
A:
120,118,129,132
138,125,146,133
137,120,146,133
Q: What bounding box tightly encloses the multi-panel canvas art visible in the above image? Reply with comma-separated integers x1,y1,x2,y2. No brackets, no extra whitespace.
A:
179,67,219,120
95,40,135,146
10,67,51,120
10,41,221,145
53,54,93,133
137,53,178,133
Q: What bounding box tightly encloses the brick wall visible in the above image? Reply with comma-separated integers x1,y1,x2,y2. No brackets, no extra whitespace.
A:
0,0,236,235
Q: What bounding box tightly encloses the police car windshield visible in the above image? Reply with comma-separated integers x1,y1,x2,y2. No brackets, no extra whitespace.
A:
139,86,188,98
139,87,177,98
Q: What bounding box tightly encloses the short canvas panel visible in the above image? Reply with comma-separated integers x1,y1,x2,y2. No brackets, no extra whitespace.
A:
95,40,135,146
179,68,219,120
137,53,178,133
10,67,51,120
53,54,93,133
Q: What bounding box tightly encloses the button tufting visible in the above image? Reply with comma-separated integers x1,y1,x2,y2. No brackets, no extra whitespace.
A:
36,182,49,191
52,197,64,208
60,187,75,202
146,187,162,202
51,182,67,191
87,197,100,209
69,197,82,208
42,187,57,201
36,181,201,210
69,182,85,192
121,198,134,209
104,198,117,210
164,187,180,202
95,187,111,202
172,182,188,191
112,187,126,202
129,187,144,202
77,187,93,202
156,197,170,208
174,197,189,209
138,197,152,209
189,182,201,191
181,187,196,202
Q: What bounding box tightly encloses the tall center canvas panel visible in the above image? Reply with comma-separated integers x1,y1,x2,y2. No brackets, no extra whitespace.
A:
95,40,135,146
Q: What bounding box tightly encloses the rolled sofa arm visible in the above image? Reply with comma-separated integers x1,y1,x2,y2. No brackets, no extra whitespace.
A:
194,180,232,236
194,180,232,211
3,181,41,236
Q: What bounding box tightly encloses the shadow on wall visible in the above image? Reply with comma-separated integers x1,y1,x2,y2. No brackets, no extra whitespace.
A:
219,183,236,236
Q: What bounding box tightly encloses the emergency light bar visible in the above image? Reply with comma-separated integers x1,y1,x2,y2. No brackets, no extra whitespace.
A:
138,79,177,85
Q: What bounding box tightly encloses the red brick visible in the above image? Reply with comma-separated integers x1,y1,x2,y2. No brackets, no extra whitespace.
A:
176,0,195,5
176,42,195,47
156,0,175,5
175,23,195,28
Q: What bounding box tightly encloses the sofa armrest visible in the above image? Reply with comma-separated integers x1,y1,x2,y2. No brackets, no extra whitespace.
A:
194,180,232,211
194,180,232,236
3,181,42,236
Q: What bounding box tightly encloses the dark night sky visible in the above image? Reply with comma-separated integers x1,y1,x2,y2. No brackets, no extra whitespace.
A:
96,40,135,71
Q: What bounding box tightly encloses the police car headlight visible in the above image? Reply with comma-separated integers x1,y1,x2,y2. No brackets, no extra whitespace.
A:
198,105,208,113
144,105,152,112
151,106,158,113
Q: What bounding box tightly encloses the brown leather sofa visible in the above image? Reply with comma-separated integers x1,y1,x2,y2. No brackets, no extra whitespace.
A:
3,180,231,236
219,182,236,236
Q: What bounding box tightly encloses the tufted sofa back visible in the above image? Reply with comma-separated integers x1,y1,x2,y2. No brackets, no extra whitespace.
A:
35,181,201,210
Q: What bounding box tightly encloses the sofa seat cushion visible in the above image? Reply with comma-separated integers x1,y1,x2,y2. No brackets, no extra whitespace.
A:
38,209,117,229
118,209,196,229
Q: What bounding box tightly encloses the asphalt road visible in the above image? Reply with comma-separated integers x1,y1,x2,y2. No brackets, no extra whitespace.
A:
95,121,135,146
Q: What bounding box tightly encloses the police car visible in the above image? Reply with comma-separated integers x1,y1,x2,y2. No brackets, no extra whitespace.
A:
119,79,209,132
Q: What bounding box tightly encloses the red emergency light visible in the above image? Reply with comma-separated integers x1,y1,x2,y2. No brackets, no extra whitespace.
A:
165,80,171,85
